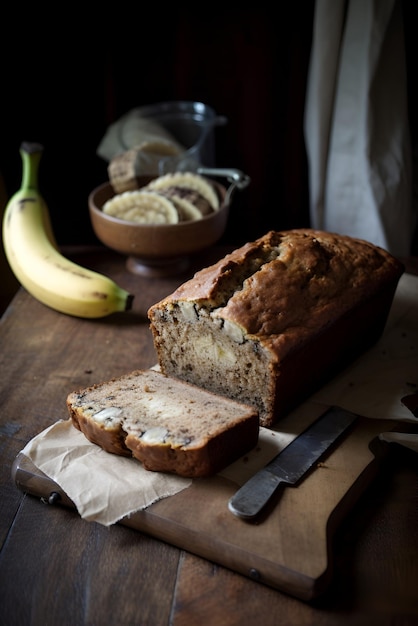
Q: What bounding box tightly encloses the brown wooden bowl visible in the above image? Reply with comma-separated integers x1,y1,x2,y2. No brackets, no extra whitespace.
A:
88,178,230,277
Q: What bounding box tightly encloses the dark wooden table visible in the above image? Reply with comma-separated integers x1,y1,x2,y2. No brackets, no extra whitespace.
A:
1,246,418,626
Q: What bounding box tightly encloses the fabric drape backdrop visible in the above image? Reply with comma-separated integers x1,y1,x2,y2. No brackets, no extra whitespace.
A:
304,0,415,256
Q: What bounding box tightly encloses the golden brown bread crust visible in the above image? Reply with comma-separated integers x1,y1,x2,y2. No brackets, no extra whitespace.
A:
67,369,259,478
69,400,131,457
148,229,404,425
160,229,403,358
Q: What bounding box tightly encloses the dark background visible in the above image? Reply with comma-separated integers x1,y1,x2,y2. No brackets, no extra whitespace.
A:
0,3,416,252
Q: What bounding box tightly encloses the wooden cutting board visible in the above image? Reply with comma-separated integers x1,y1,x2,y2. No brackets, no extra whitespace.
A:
12,415,403,601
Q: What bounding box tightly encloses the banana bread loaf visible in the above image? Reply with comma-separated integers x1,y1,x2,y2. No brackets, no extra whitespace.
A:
67,369,259,477
148,229,404,427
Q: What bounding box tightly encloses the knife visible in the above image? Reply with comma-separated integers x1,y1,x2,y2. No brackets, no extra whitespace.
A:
228,406,358,520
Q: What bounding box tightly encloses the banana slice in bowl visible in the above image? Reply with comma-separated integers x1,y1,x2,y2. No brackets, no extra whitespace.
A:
102,190,180,224
88,175,231,278
146,171,220,211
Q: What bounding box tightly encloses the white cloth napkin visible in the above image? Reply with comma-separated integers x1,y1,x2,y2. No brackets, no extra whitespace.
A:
20,273,418,526
304,0,414,257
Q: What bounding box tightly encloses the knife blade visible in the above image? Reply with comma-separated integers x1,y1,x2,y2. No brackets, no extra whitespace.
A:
228,406,358,520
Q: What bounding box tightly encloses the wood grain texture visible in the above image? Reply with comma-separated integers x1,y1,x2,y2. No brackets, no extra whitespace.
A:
1,246,418,625
12,416,406,602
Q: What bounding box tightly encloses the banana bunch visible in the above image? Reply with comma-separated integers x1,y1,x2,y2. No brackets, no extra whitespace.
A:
2,142,134,318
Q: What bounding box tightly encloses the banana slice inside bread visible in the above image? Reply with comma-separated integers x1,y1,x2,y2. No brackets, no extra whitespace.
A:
67,369,259,478
148,229,404,426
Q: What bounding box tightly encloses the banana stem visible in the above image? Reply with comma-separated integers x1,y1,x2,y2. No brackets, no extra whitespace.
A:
20,142,43,191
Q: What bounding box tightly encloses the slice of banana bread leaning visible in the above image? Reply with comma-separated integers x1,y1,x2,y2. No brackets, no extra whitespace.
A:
67,369,259,478
148,229,404,427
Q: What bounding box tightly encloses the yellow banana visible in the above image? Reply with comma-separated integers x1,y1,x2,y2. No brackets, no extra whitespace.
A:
2,142,134,318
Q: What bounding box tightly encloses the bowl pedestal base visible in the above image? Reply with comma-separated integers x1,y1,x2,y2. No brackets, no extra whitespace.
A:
126,255,190,278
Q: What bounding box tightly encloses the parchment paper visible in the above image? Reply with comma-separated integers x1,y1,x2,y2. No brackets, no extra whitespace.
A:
21,420,191,525
20,274,418,526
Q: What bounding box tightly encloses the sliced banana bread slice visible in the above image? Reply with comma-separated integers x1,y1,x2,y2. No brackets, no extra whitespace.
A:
67,369,259,478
